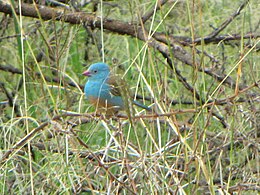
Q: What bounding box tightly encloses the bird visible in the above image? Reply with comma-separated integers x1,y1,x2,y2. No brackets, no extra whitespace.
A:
83,62,151,115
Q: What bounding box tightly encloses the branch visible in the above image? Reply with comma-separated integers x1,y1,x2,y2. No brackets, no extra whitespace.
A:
0,64,83,89
0,1,244,90
163,33,260,46
0,120,50,164
0,82,21,117
202,0,250,39
141,0,169,23
0,1,198,68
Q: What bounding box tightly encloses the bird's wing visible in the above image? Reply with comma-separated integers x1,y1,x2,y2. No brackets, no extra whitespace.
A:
106,75,123,97
107,73,151,111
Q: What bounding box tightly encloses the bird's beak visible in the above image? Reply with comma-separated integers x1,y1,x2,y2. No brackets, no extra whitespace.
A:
82,70,91,77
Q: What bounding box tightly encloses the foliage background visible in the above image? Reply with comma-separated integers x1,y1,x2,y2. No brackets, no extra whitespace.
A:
0,0,259,194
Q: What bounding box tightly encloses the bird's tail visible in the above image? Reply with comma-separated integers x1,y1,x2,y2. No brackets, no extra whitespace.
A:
133,100,152,111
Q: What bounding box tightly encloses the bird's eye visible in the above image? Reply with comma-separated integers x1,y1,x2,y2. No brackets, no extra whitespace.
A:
93,70,98,73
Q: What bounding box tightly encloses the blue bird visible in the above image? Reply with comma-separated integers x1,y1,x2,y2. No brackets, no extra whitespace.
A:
83,62,151,114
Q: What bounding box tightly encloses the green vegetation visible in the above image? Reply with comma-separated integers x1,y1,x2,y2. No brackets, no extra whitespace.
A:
0,0,259,194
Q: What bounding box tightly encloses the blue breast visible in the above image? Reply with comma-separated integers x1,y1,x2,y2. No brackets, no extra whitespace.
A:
84,80,125,109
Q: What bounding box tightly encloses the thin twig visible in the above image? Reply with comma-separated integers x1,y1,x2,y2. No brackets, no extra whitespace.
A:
199,0,250,40
0,64,84,89
141,0,169,23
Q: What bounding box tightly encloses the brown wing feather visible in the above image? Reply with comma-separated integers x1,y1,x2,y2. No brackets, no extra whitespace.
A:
107,75,122,97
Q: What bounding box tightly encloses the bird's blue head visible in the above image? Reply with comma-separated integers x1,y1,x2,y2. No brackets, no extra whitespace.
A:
83,62,110,81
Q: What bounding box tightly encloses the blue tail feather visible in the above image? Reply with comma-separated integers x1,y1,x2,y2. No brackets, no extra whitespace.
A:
133,100,152,111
